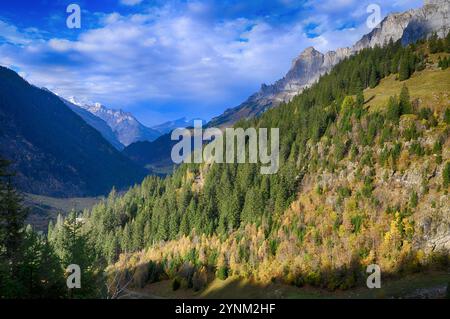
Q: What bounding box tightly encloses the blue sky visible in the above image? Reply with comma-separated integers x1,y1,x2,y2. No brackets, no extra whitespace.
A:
0,0,422,126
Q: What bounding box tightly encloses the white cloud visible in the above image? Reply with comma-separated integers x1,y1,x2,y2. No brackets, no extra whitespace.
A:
120,0,144,6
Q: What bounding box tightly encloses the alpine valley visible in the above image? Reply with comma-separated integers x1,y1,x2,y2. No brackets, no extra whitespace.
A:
0,0,449,300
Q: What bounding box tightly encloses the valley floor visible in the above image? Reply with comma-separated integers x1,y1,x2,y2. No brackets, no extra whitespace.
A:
24,193,102,231
122,271,450,299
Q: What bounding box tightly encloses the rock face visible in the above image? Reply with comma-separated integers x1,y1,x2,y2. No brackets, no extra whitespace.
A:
67,97,161,146
209,0,449,127
402,0,450,44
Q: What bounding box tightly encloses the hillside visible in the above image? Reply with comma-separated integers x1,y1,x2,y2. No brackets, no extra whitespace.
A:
44,35,450,298
0,66,147,197
122,135,177,175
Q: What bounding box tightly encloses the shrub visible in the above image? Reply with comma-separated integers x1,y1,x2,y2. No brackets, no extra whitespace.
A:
409,191,418,208
444,108,450,124
443,162,450,188
217,266,229,280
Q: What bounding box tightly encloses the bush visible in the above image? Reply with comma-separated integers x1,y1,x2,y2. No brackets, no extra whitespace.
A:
443,162,450,188
192,267,208,291
444,108,450,124
409,191,418,208
217,266,229,280
172,277,181,291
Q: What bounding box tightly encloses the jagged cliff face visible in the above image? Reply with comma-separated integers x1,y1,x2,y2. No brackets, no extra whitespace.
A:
209,0,449,128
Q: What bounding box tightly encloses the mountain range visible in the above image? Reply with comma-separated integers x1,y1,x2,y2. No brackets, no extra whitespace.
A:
209,0,449,127
0,0,448,197
66,97,161,148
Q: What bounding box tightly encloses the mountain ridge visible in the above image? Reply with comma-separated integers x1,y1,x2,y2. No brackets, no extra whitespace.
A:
0,66,147,197
209,0,449,127
67,97,161,146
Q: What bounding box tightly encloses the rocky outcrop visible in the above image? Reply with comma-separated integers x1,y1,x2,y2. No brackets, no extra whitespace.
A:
209,0,449,128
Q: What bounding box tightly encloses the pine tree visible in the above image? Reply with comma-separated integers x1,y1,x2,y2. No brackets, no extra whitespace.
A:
369,65,379,88
429,33,439,53
386,96,400,122
54,211,103,298
399,56,411,81
444,108,450,124
0,158,65,298
444,162,450,188
0,160,28,271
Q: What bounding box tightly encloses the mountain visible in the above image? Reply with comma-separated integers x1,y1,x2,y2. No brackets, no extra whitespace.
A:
151,117,205,135
209,0,449,127
0,66,147,197
61,97,125,150
72,34,450,297
67,97,161,146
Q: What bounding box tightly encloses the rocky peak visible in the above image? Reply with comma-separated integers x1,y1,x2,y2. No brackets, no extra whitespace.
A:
352,11,414,52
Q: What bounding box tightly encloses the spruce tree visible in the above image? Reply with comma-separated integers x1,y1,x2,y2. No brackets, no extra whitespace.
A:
399,56,411,81
369,65,379,88
399,85,412,115
444,108,450,124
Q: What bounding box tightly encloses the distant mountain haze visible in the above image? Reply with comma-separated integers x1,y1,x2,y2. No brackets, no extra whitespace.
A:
151,117,205,135
67,97,161,146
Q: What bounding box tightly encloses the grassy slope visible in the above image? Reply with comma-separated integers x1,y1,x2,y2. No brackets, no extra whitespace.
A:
365,57,450,113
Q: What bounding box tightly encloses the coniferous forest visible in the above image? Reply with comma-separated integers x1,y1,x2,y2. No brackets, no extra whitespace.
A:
2,34,448,298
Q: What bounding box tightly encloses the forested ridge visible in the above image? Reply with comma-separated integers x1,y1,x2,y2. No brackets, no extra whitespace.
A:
2,34,450,298
58,35,450,294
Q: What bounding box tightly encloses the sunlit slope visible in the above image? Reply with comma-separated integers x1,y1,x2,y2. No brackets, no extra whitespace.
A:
365,58,450,113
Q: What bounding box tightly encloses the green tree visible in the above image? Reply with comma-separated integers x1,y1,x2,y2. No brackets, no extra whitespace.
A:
0,158,65,298
443,162,450,188
369,65,379,88
386,96,401,122
399,85,412,114
52,211,103,298
444,108,450,124
399,56,411,81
